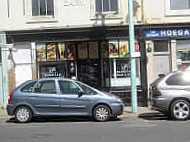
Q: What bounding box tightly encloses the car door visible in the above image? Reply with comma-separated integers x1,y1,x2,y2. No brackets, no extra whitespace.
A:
58,80,92,115
29,80,60,115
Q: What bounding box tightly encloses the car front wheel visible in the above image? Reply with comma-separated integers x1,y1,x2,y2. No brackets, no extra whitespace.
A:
170,100,190,120
15,106,32,123
93,105,111,122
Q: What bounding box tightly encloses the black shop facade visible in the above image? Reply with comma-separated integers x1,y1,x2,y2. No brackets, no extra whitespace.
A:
6,25,147,106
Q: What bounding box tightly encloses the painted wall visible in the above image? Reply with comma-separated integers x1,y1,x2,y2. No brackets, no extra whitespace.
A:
144,0,190,24
0,0,139,31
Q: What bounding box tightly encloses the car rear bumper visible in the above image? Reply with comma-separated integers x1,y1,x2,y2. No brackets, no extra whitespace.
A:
150,97,169,113
6,104,15,116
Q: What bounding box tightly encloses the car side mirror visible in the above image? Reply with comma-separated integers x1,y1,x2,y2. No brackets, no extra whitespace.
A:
78,89,84,96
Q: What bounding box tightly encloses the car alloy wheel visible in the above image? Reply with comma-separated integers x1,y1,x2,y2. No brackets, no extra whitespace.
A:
171,100,190,120
15,106,32,123
93,105,111,122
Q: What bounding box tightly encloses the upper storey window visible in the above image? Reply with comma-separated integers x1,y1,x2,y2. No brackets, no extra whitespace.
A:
165,0,190,16
95,0,118,13
170,0,190,10
32,0,54,16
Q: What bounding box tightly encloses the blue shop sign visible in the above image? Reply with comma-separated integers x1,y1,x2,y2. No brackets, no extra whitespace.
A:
146,29,190,38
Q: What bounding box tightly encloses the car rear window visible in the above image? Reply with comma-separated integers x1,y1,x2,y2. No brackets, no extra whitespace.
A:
166,72,190,86
21,81,37,93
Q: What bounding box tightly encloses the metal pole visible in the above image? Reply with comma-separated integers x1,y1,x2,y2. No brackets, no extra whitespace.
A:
128,0,138,113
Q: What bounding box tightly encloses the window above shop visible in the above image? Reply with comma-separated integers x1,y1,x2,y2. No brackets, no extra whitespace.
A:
32,0,54,16
95,0,118,13
165,0,190,16
90,0,122,20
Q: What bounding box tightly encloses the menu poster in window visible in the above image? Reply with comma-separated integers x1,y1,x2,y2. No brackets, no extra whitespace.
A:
47,43,57,61
89,42,98,59
66,43,75,60
116,60,131,78
37,43,46,61
58,43,66,60
101,41,109,58
109,40,119,58
119,41,129,57
78,43,88,59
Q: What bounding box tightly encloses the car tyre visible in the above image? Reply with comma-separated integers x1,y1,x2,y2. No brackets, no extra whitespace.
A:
93,105,111,122
170,99,190,120
15,106,32,123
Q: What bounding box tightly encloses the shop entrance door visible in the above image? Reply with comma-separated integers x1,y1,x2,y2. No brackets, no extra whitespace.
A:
77,60,101,89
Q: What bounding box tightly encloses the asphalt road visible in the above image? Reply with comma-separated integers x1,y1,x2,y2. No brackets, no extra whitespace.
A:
0,113,190,142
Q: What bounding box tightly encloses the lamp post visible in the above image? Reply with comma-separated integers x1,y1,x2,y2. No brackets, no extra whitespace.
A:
128,0,138,113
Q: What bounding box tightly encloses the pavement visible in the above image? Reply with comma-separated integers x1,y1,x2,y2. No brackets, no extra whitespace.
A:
0,106,157,120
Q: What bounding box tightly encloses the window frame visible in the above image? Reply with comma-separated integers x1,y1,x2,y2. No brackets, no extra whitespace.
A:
90,0,122,19
32,0,54,16
95,0,118,13
165,0,190,16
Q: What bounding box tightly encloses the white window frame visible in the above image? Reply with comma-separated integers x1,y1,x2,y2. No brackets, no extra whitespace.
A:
90,0,122,19
24,0,56,23
165,0,190,16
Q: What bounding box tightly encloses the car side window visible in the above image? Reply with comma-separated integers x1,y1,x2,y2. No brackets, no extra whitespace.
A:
21,81,37,93
166,72,190,85
34,80,56,94
58,81,79,95
76,82,97,95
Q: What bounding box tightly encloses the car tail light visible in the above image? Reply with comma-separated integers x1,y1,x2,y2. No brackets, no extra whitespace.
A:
8,92,13,104
154,90,162,97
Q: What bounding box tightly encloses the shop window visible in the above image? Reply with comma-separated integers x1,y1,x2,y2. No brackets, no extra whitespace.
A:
101,41,109,58
95,0,118,13
37,42,73,62
89,42,99,59
78,42,88,59
109,40,130,58
34,80,56,94
110,58,141,87
65,43,76,60
32,0,54,16
177,40,190,70
154,40,169,53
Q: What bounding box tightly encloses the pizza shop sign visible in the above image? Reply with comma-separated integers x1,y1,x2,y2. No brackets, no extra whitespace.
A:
146,29,190,38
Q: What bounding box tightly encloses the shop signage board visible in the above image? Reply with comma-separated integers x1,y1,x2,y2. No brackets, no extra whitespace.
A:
146,29,190,38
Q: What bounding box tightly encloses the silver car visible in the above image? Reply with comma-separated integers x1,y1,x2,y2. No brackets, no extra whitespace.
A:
150,71,190,120
7,78,124,123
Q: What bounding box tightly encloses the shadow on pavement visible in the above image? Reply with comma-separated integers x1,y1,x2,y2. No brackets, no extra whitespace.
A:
6,116,122,123
138,112,171,121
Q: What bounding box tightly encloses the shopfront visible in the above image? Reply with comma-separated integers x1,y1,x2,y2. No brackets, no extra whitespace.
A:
145,24,190,84
6,26,148,106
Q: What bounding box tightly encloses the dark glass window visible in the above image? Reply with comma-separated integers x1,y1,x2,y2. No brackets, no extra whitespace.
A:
21,81,37,93
34,80,56,94
170,0,190,10
75,81,97,95
166,72,190,85
154,40,169,52
59,81,79,94
32,0,54,16
96,0,118,12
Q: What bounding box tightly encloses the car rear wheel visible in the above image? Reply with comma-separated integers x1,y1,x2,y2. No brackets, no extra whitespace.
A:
93,105,111,122
170,100,190,120
15,106,32,123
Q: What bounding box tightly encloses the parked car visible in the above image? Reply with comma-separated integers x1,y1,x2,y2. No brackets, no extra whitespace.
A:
150,71,190,120
7,78,124,123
